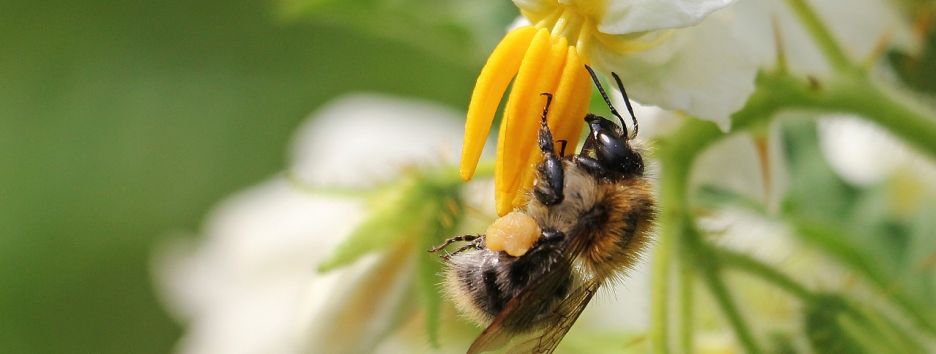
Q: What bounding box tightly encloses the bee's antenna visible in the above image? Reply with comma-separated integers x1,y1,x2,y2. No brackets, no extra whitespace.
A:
610,72,639,139
585,65,628,134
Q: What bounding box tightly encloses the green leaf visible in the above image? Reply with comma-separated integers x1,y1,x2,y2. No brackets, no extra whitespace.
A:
844,301,930,354
766,332,799,354
315,165,468,346
275,0,517,67
804,296,866,354
695,184,767,214
888,22,936,94
417,189,464,348
317,176,428,272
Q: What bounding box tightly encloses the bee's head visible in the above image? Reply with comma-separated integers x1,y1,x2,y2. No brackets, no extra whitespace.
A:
584,65,644,177
586,114,643,176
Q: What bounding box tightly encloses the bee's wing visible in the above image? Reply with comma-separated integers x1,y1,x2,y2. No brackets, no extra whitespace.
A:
505,277,601,354
466,257,575,354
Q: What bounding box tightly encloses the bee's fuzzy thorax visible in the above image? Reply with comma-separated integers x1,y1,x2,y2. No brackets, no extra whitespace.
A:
526,160,656,281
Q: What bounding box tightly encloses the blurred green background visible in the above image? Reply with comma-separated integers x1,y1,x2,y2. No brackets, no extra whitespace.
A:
0,0,508,352
5,0,935,353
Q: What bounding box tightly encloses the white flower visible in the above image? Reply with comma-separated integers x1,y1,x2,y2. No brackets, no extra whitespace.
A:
154,94,465,354
463,0,744,214
529,0,752,127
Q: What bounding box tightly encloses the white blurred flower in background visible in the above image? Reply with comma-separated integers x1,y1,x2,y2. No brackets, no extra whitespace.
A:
153,94,465,354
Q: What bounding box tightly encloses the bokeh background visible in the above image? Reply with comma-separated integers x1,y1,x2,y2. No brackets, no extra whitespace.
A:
0,1,514,353
4,0,936,353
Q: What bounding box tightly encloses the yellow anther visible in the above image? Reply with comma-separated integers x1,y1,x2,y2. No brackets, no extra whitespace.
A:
460,26,537,181
496,31,568,215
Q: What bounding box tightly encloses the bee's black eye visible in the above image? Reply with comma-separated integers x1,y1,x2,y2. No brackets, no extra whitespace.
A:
587,116,643,176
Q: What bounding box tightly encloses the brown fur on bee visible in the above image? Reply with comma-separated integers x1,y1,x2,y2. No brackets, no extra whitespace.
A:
525,159,656,281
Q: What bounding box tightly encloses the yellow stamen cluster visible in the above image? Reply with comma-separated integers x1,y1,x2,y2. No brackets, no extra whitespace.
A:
460,25,592,215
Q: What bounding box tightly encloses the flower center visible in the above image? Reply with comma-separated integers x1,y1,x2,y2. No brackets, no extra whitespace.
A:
528,1,672,59
533,3,600,55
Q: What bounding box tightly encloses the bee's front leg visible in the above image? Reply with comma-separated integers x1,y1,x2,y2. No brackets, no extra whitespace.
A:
533,93,564,206
574,155,606,178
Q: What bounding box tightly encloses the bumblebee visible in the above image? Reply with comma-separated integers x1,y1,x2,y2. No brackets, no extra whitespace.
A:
430,65,657,353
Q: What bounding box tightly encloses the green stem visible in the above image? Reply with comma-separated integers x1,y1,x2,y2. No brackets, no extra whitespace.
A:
649,56,936,354
784,0,852,71
715,248,813,301
735,71,936,159
839,300,929,354
652,120,722,354
829,76,936,159
698,267,763,354
650,224,673,354
791,217,936,333
689,235,764,354
677,255,694,354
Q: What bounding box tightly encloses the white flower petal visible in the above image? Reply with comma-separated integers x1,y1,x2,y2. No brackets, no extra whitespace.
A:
811,0,917,60
593,6,759,129
599,0,736,34
290,94,464,188
608,97,683,139
513,0,736,34
734,0,915,78
154,179,365,354
156,93,471,354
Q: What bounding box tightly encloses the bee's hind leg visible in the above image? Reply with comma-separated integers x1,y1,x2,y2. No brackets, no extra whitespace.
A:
533,93,565,206
428,234,481,253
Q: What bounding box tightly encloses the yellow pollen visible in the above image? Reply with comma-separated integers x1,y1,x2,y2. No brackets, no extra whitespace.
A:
485,211,541,257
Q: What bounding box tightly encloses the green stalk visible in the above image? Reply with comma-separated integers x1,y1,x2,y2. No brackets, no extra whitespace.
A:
791,217,936,333
677,253,694,354
650,223,674,354
683,228,764,354
821,75,936,159
714,248,813,301
784,0,852,71
650,70,936,350
698,262,764,354
652,120,722,354
748,72,936,159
